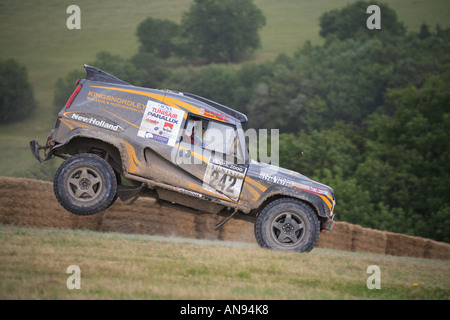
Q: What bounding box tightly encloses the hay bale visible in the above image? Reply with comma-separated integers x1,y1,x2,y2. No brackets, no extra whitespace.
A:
99,198,199,239
219,218,255,244
317,221,353,251
385,232,429,258
352,224,387,254
2,177,449,260
0,177,74,229
423,240,450,260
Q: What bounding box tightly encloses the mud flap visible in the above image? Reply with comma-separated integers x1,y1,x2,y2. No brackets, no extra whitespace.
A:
117,184,144,204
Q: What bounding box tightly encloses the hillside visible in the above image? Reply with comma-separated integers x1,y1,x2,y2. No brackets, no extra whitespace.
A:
0,0,449,177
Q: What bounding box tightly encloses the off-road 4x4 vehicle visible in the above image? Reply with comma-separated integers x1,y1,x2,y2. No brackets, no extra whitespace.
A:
30,65,336,252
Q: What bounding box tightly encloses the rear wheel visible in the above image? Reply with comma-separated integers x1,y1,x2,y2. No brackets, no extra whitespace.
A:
254,198,320,252
54,153,117,215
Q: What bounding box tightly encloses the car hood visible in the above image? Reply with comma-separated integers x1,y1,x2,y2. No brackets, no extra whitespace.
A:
249,160,334,198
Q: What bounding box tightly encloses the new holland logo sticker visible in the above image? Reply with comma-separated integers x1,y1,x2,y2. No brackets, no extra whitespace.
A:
63,112,123,132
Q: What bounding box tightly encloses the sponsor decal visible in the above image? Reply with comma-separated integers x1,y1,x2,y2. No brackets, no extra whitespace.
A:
259,173,291,187
138,100,185,146
259,173,329,197
86,91,146,113
164,122,174,130
199,108,229,122
145,119,158,125
177,188,206,199
143,132,169,144
291,181,329,196
64,112,122,132
212,158,247,175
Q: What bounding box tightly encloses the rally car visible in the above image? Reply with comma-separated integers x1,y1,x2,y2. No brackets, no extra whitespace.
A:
30,65,336,252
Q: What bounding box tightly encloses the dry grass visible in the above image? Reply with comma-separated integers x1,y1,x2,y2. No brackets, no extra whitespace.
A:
0,225,449,300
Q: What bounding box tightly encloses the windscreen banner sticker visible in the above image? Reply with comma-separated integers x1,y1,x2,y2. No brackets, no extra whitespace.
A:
203,158,247,201
138,100,185,146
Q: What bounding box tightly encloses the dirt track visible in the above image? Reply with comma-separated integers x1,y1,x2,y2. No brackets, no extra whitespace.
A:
1,177,449,260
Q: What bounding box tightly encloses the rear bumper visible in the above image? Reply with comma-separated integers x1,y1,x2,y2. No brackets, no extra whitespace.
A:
29,139,54,163
30,129,56,163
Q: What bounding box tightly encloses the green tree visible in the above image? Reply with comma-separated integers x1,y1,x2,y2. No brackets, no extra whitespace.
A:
246,83,270,130
357,73,450,241
162,64,243,109
0,59,37,124
91,51,142,85
136,17,182,60
130,51,169,88
278,124,372,227
182,0,266,63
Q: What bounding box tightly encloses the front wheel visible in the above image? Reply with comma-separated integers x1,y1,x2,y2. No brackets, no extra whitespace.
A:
254,198,320,252
53,153,118,215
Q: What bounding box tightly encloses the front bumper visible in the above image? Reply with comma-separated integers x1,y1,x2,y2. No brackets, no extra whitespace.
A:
321,218,336,231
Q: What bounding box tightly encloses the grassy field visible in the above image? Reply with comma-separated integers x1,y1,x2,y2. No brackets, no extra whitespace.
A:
0,0,449,177
0,224,449,300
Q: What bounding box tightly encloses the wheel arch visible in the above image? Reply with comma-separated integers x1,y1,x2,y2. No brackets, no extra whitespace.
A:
52,135,124,174
250,186,330,226
253,194,320,218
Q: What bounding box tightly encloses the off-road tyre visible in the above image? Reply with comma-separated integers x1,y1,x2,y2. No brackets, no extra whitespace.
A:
53,153,117,215
254,198,320,252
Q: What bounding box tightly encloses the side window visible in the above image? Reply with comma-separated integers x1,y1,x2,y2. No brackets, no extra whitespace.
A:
181,116,207,147
181,115,244,162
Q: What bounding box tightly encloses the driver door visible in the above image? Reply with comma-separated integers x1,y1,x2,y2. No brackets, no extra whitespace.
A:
175,115,248,202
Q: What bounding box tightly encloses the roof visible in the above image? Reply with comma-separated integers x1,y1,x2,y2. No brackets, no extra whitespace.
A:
181,92,248,123
84,65,131,86
84,65,248,123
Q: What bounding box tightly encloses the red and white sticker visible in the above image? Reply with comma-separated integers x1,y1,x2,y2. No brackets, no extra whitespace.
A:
138,100,185,146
